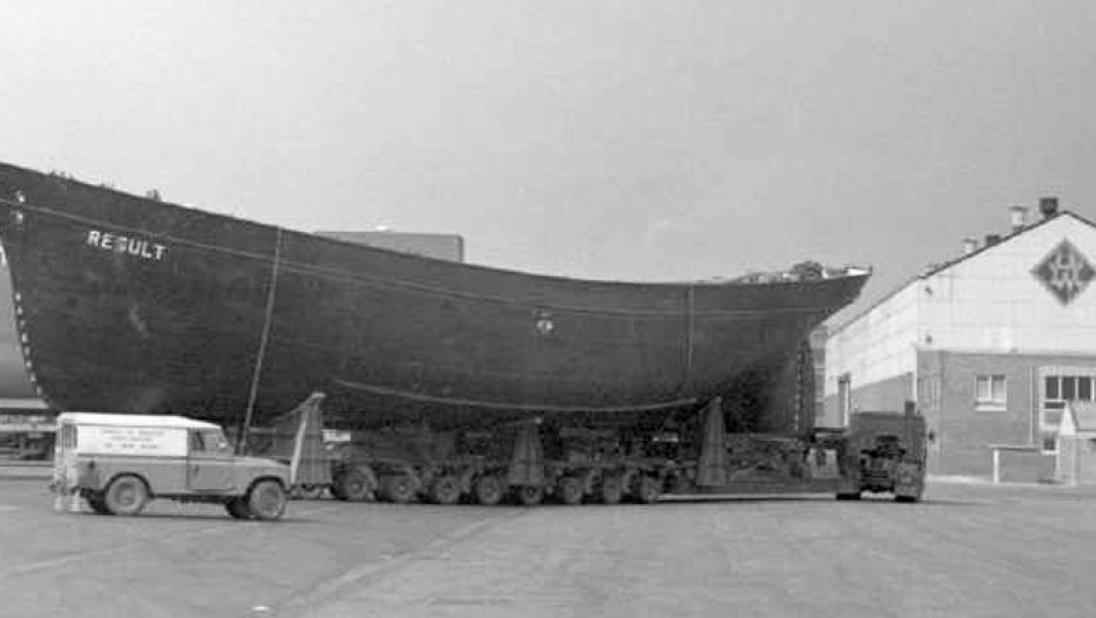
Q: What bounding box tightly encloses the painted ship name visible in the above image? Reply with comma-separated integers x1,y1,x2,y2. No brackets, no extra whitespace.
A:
86,230,167,261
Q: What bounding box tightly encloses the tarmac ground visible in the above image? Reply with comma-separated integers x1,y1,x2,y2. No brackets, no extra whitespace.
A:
1,477,1095,617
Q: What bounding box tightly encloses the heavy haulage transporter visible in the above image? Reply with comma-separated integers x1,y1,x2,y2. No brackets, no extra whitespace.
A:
0,161,905,506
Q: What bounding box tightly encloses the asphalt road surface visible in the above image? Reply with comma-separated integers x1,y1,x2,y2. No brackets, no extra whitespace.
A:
1,479,1095,617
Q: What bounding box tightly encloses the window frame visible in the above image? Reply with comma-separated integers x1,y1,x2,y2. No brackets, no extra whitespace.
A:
974,374,1007,411
1040,370,1096,454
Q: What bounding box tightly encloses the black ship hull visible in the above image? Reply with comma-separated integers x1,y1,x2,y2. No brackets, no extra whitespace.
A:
0,163,868,432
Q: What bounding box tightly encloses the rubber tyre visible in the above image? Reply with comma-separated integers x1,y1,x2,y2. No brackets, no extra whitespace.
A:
474,476,504,506
517,485,544,506
558,477,585,505
103,475,149,516
297,485,326,500
836,492,862,501
635,476,662,504
600,475,623,505
383,475,417,504
895,494,921,503
338,471,371,502
431,475,462,505
226,497,252,519
248,480,288,521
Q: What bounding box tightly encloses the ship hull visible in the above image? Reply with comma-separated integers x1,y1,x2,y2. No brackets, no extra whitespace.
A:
0,163,867,431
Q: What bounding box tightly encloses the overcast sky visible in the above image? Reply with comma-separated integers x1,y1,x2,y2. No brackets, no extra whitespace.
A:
2,0,1094,323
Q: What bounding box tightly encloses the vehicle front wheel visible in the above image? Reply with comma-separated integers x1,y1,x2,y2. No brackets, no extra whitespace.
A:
226,497,252,519
248,480,287,521
104,475,149,516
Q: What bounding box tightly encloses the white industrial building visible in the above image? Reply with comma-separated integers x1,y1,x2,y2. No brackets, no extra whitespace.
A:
823,199,1096,480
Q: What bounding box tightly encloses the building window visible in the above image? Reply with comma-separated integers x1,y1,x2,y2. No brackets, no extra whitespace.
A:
975,375,1007,410
1040,372,1096,454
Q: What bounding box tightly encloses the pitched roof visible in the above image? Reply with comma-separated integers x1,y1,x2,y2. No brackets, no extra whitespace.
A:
830,210,1096,335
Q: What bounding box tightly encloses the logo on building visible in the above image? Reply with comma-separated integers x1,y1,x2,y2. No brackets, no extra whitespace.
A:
1032,240,1095,305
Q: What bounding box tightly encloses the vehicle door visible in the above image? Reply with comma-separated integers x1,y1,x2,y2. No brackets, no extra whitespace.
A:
187,429,235,492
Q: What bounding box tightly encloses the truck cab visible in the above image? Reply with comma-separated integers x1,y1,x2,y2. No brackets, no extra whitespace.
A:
836,412,927,503
52,412,291,520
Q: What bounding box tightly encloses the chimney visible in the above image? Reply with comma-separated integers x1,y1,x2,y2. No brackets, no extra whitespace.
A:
1039,196,1059,219
1009,206,1027,231
962,237,978,255
984,234,1002,247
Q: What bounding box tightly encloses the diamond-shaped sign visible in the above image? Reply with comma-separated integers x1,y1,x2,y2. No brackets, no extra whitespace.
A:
1032,240,1095,305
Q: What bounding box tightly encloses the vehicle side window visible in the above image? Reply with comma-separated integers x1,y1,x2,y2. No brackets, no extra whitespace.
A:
190,430,205,452
191,429,231,455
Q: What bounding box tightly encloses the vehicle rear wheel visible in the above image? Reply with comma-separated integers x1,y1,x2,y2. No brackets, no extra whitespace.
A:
431,475,462,505
835,492,862,501
248,480,287,520
895,493,921,503
558,476,584,505
103,475,149,516
517,484,544,506
635,476,662,504
474,476,503,506
600,475,623,505
383,475,417,504
226,497,252,519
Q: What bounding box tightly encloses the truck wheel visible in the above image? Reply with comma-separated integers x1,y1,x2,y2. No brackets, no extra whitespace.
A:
635,476,661,504
599,475,623,505
248,480,287,520
557,476,584,505
226,497,252,519
835,492,862,501
431,475,462,505
383,475,417,504
104,475,149,516
517,485,543,506
474,476,503,506
337,471,371,502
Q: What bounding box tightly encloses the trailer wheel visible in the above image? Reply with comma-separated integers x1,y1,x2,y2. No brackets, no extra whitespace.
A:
599,475,623,505
635,476,662,504
248,480,287,520
517,485,544,506
383,475,417,504
297,485,327,500
104,474,149,516
226,497,252,519
431,475,462,505
474,476,503,506
557,477,584,505
337,471,371,502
